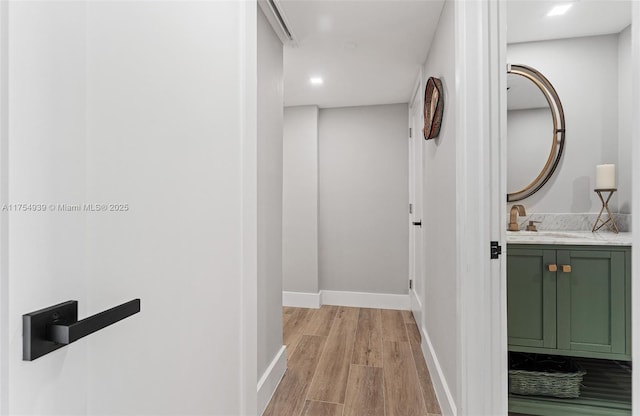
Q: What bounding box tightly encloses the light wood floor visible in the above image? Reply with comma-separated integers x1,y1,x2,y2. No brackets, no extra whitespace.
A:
264,306,442,416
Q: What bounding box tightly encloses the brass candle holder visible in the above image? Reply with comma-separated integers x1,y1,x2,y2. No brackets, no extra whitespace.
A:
592,188,619,233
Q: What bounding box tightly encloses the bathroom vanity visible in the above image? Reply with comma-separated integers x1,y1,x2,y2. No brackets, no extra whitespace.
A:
507,231,632,416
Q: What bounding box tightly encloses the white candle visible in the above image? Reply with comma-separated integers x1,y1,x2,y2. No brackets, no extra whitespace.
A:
596,164,616,189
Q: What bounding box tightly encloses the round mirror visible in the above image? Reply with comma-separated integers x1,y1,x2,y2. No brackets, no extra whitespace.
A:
507,64,565,202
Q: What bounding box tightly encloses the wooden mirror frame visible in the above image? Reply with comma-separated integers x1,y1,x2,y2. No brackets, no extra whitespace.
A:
423,77,444,140
507,64,566,202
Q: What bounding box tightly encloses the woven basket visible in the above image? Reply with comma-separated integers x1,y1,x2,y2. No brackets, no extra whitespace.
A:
509,354,586,398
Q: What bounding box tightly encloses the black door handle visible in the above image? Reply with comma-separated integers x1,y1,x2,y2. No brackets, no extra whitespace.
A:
23,299,141,361
413,221,422,227
49,299,140,345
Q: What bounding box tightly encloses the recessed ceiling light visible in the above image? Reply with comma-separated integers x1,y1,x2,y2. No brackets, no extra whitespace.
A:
547,3,573,16
310,77,323,85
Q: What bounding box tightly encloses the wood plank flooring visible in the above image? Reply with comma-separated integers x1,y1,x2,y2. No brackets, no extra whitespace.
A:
264,306,441,416
307,307,359,404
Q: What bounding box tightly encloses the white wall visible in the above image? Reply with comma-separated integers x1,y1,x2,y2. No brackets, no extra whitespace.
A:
618,25,632,214
84,2,252,414
420,0,459,405
257,6,284,381
282,106,319,294
318,104,408,295
507,34,624,213
6,2,89,413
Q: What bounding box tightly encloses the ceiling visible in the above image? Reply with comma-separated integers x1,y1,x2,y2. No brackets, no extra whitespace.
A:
507,0,631,44
279,0,445,108
277,0,632,109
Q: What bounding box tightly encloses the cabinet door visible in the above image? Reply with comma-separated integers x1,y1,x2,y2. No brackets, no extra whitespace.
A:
556,250,626,355
507,248,557,348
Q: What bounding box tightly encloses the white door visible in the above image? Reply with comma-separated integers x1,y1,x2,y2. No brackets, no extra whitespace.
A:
409,83,424,326
0,1,257,414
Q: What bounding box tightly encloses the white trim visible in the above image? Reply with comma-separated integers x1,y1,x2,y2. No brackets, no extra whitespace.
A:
321,290,410,310
454,0,503,414
282,290,410,310
490,1,509,414
631,2,640,414
240,1,258,414
421,325,457,416
257,346,287,416
282,291,321,309
409,288,422,312
409,288,422,329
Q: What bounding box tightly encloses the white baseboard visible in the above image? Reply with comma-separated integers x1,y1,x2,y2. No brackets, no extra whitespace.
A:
257,345,287,416
420,325,457,416
409,288,423,328
282,291,321,308
321,290,410,310
282,290,411,310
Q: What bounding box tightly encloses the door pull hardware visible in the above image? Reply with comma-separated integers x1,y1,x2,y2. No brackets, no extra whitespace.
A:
412,221,422,227
490,241,502,259
23,299,141,361
561,265,572,273
547,264,558,272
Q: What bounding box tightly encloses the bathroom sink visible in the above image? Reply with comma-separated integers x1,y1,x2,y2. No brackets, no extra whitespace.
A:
506,230,632,246
506,230,595,242
518,231,586,239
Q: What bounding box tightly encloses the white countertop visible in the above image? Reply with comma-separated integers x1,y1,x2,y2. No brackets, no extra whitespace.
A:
506,230,633,246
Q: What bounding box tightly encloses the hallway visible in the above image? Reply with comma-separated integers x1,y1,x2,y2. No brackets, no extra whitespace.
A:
264,306,441,416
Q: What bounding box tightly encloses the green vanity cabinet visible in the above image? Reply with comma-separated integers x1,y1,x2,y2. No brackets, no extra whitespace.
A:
507,244,631,360
508,243,632,416
556,249,628,356
507,248,557,349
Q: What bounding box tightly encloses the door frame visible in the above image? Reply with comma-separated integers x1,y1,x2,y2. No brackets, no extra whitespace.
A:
632,2,640,413
454,0,507,414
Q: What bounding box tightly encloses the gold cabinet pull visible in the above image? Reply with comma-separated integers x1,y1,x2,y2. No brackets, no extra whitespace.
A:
547,264,558,272
562,265,572,273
